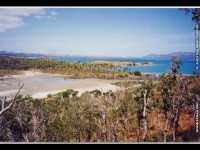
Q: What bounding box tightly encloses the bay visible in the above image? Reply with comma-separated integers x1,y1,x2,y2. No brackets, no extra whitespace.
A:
29,56,198,75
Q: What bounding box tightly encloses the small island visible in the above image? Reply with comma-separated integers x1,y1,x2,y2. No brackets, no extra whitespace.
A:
90,61,154,67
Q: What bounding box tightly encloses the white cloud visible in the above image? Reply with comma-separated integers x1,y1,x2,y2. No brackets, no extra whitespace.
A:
49,11,58,16
34,10,58,19
0,8,58,32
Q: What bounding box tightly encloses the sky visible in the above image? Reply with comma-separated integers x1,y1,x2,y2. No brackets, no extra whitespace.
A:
0,7,197,57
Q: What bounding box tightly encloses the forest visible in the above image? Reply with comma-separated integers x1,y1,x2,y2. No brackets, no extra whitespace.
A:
0,56,199,142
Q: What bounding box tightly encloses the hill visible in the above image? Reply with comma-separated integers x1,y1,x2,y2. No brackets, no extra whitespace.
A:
143,52,195,60
0,51,45,58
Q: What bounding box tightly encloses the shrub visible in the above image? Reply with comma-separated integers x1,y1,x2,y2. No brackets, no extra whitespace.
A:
134,70,142,76
47,94,53,98
90,89,102,97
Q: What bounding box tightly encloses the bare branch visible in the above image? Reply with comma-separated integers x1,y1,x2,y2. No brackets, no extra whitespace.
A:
0,83,24,115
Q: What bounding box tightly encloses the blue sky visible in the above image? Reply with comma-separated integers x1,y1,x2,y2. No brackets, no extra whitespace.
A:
0,8,196,57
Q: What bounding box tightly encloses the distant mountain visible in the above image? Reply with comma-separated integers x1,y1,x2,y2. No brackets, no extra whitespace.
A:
0,51,45,57
143,52,195,60
0,51,196,60
0,51,135,59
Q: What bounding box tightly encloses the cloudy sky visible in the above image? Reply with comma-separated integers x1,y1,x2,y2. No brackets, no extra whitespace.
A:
0,7,196,57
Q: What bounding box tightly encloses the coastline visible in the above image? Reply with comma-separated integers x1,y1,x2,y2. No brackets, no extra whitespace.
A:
91,60,154,66
0,71,120,99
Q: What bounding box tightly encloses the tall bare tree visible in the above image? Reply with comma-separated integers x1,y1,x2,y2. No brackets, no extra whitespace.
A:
135,81,154,142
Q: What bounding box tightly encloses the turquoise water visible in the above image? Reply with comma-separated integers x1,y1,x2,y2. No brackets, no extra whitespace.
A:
118,59,196,75
30,56,198,75
53,57,198,75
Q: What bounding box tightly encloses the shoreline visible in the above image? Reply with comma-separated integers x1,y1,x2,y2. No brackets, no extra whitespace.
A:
91,60,154,66
0,71,121,99
0,70,193,99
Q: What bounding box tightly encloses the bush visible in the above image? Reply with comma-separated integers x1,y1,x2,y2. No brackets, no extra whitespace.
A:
47,94,53,98
134,70,142,76
90,89,102,97
62,89,74,98
72,91,79,98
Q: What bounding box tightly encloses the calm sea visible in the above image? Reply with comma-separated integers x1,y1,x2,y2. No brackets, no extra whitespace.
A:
28,56,198,75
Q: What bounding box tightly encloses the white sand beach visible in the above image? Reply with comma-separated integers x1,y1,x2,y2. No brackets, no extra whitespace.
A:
0,71,120,99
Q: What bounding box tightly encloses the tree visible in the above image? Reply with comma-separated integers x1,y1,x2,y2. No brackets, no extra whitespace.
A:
0,82,24,142
90,89,102,98
134,70,142,76
179,8,200,23
157,57,193,142
170,56,183,76
62,89,74,98
135,81,155,142
0,83,24,116
72,91,79,98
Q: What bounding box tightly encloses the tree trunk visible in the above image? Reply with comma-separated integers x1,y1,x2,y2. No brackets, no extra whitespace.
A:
86,130,91,142
105,116,109,142
157,112,169,142
23,134,29,142
125,118,130,140
111,122,118,142
77,128,81,142
143,89,148,142
163,132,167,142
112,128,118,142
143,119,147,142
137,120,141,142
0,83,24,116
173,112,180,142
32,115,38,141
163,119,169,142
101,132,105,142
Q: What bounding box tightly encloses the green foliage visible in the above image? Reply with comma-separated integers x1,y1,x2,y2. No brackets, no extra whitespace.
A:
47,94,53,98
135,81,155,104
72,91,79,98
170,56,183,75
90,89,102,97
0,56,139,79
134,70,142,76
179,8,200,24
1,57,199,142
62,89,74,98
1,75,198,142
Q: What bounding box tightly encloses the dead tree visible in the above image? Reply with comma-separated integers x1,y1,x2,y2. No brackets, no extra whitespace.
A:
0,83,24,116
142,89,148,142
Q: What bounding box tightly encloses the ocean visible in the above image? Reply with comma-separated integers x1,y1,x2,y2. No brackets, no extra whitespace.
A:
52,57,197,75
27,56,197,75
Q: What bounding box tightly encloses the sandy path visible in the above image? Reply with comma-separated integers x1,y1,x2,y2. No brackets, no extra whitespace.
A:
0,71,120,99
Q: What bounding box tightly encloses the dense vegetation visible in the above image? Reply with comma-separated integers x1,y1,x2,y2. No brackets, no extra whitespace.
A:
0,57,199,142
